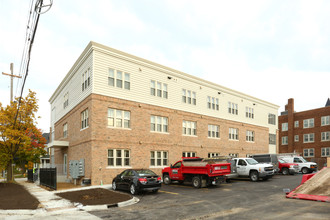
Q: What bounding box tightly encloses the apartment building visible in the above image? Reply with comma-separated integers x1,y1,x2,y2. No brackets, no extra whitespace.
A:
48,41,279,185
279,98,330,169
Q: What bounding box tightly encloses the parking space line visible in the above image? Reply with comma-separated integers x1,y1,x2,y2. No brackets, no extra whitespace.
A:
159,190,179,195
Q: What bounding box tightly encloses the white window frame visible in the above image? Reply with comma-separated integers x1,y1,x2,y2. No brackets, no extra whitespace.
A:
303,133,315,143
208,152,220,158
81,109,89,130
182,120,197,136
151,116,168,133
282,136,288,145
321,116,330,126
108,68,130,90
268,113,276,125
107,149,130,167
303,148,314,158
321,147,330,157
82,68,91,91
63,92,69,109
150,151,168,167
246,130,255,142
182,89,196,105
294,135,299,142
228,102,238,115
294,121,299,128
108,108,131,129
208,125,220,139
245,107,254,119
282,123,288,131
207,96,219,111
182,152,196,157
229,128,239,140
321,131,330,141
229,153,238,157
151,80,167,99
63,123,68,138
269,133,276,145
303,118,314,128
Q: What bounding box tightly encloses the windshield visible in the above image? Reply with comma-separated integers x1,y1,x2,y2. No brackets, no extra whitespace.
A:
246,158,259,165
299,157,307,163
136,169,157,176
278,159,286,163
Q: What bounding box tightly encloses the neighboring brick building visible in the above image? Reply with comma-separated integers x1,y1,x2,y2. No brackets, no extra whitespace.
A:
279,98,330,169
48,41,279,185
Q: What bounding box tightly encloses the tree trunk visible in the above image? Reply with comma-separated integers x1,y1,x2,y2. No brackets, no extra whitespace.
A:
6,160,14,182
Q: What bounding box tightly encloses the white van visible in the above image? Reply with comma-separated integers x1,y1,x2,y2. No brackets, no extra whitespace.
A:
278,155,317,174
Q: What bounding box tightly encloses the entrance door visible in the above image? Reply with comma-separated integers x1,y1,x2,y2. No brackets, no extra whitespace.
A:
63,154,67,175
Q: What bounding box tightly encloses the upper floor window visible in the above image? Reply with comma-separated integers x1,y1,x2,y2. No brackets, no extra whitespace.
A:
294,135,299,142
207,96,219,110
282,136,288,145
303,148,314,157
321,116,330,126
303,118,314,128
108,68,130,90
229,128,239,140
63,92,69,109
228,102,238,115
151,80,167,98
321,131,330,141
282,123,288,131
108,108,130,129
208,125,220,138
63,123,68,138
108,149,130,167
321,147,330,157
303,133,314,143
245,107,254,119
246,130,255,142
294,121,299,128
182,120,197,136
268,113,276,125
151,116,168,133
269,133,276,145
182,89,196,105
81,109,89,130
82,68,91,91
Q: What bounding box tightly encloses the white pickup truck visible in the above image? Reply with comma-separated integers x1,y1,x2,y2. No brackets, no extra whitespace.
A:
278,155,317,174
233,158,274,182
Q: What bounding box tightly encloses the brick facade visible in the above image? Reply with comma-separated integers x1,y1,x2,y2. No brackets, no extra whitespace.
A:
279,98,330,169
54,93,270,185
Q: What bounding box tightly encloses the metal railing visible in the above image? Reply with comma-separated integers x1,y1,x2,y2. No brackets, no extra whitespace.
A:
39,168,57,190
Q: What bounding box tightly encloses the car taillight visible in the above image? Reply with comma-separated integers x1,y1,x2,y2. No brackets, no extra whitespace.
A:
138,178,147,184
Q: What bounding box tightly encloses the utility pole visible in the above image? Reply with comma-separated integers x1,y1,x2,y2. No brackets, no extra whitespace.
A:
2,63,22,102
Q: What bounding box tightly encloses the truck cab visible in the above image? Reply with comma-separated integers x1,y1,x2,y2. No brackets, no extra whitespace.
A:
278,155,317,174
233,158,274,182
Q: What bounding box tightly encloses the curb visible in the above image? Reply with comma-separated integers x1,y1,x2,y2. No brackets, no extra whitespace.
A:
78,196,140,211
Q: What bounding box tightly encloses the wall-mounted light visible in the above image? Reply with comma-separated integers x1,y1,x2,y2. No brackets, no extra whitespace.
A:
168,76,172,80
218,92,221,95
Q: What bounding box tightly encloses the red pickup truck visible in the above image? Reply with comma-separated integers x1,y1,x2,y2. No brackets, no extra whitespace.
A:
162,157,231,188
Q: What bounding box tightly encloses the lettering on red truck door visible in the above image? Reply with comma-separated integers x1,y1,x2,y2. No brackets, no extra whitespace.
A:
171,162,182,179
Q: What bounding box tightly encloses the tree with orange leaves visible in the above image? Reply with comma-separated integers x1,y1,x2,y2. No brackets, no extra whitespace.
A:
0,90,46,182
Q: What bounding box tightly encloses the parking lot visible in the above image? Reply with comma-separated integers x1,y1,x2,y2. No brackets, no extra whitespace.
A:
90,174,329,220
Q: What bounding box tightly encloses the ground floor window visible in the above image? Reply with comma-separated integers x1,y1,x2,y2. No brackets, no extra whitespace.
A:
182,152,196,157
229,153,238,157
321,147,330,157
108,149,130,167
150,151,168,167
303,148,314,157
208,152,220,158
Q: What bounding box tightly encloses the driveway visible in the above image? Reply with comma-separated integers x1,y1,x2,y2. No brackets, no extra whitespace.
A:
90,174,330,220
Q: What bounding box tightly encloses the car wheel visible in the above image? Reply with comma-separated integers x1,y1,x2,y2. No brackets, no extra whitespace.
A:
163,174,171,185
301,167,308,174
282,168,289,175
130,184,137,195
250,171,259,182
192,176,201,188
112,181,117,191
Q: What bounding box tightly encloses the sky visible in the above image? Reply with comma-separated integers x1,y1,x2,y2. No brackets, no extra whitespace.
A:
1,0,330,133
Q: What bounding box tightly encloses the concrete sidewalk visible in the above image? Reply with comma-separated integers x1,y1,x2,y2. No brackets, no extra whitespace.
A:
0,178,138,219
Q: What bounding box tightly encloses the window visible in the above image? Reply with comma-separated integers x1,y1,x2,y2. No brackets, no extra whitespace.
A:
63,92,69,109
150,151,168,167
294,135,299,142
182,120,197,136
151,116,168,133
208,125,220,138
321,147,330,157
321,116,330,126
269,134,276,145
208,152,220,158
282,136,288,145
108,149,130,167
294,121,299,128
151,80,167,99
321,131,330,141
229,128,239,140
63,123,68,138
182,89,196,105
108,108,130,129
282,123,288,131
228,102,238,115
82,68,91,91
246,130,255,142
303,118,314,128
207,96,219,110
108,68,130,90
81,109,89,129
268,113,276,125
303,148,314,157
245,107,254,119
229,153,238,157
182,152,196,157
303,133,314,143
